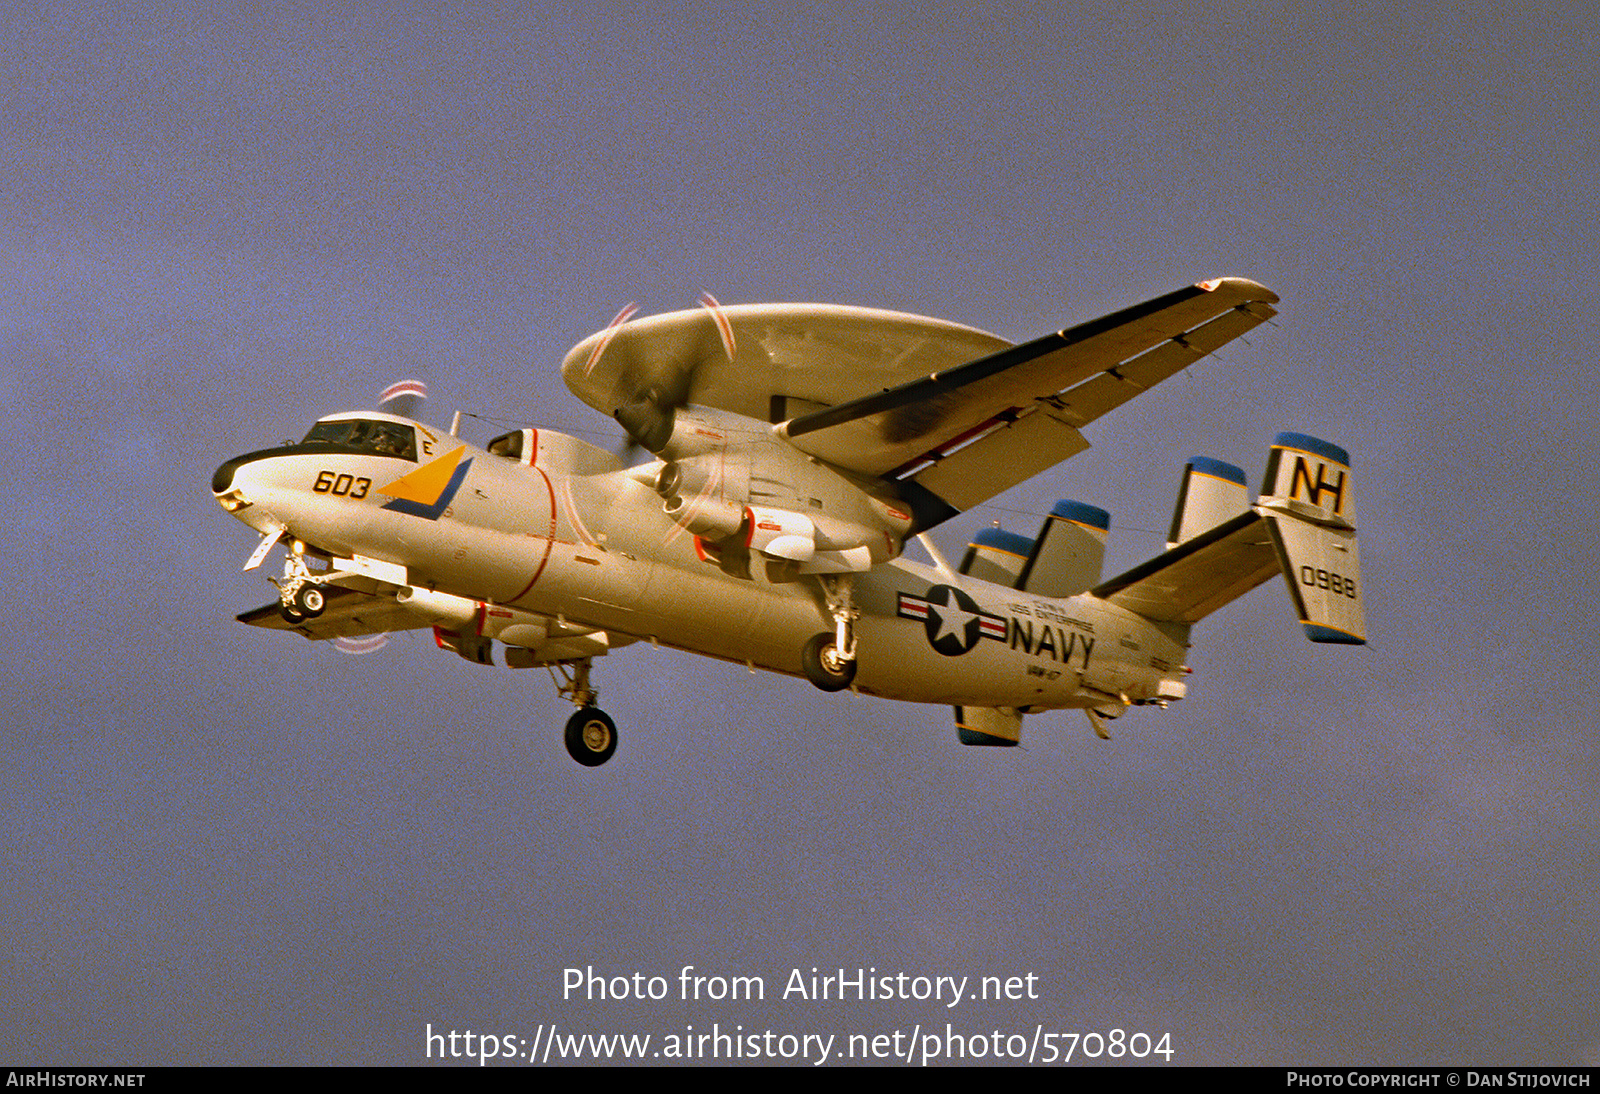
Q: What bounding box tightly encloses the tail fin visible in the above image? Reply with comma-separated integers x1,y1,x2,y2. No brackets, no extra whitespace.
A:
1256,433,1365,643
957,498,1110,597
1017,500,1110,597
954,704,1023,746
958,527,1034,587
1092,433,1366,643
1167,457,1247,549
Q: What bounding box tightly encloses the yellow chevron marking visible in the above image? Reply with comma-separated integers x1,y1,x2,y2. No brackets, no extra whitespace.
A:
378,445,466,504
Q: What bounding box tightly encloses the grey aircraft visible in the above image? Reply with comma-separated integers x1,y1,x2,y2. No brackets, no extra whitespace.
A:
212,278,1364,766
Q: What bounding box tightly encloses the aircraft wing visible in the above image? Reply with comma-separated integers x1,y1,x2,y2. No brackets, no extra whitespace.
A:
561,279,1275,526
238,585,428,639
778,278,1278,513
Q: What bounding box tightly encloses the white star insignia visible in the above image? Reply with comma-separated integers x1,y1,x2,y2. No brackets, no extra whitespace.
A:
928,590,977,644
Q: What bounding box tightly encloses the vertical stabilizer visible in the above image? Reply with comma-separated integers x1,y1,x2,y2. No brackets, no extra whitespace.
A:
1093,433,1366,645
955,705,1023,746
1167,457,1248,549
958,527,1034,587
1017,500,1110,598
1257,433,1365,644
1260,432,1354,524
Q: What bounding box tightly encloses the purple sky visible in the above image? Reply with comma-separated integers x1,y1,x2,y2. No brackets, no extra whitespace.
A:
2,1,1596,1066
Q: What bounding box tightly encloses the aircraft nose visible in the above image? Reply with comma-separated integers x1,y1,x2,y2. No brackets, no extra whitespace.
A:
212,451,267,512
212,458,239,495
213,446,285,499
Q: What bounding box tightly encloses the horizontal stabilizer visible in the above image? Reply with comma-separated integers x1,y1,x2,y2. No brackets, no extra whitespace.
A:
1094,433,1366,643
1093,510,1279,625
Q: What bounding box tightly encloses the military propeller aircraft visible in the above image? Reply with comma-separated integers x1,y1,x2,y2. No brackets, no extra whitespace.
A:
212,277,1364,766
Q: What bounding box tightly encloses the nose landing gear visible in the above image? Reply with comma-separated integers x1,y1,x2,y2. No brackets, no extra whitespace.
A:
292,583,326,616
273,540,328,623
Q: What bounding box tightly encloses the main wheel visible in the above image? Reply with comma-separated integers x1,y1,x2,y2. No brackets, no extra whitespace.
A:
293,584,327,617
279,602,306,624
801,633,856,692
564,707,618,766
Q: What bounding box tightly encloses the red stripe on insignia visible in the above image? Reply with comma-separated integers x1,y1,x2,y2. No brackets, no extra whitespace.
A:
897,593,929,620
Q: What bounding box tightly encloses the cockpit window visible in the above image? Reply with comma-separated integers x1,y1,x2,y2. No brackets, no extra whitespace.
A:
487,430,523,461
301,419,418,460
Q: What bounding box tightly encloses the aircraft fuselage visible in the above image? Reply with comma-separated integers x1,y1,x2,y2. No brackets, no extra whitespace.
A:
213,416,1188,716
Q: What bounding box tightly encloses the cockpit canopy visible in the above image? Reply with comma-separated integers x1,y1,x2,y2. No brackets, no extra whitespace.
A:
301,417,418,461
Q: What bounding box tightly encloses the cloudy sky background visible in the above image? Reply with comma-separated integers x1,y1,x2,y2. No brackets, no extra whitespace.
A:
3,0,1595,1065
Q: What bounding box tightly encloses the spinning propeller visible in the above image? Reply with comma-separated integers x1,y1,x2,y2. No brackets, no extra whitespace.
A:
379,378,428,420
333,634,389,655
604,294,737,458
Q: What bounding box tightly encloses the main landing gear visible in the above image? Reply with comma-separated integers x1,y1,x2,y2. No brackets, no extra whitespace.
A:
801,574,859,692
564,708,617,767
551,658,618,766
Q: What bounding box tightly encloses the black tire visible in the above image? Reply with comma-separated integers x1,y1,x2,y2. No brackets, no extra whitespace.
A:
279,603,306,624
565,707,618,766
293,584,327,617
801,633,856,692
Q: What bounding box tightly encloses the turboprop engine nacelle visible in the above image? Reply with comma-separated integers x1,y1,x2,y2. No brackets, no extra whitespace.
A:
648,411,914,573
661,489,745,541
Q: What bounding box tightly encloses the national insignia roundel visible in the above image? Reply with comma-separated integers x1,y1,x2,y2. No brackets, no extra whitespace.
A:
896,584,1009,657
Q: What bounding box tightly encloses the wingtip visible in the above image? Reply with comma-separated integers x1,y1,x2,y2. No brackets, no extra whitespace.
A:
1196,276,1279,304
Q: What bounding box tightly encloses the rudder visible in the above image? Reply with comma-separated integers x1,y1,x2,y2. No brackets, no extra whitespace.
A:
955,705,1023,746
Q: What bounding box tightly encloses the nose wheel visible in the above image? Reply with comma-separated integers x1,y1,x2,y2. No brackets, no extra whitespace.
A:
273,540,328,622
292,583,326,616
277,580,327,622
